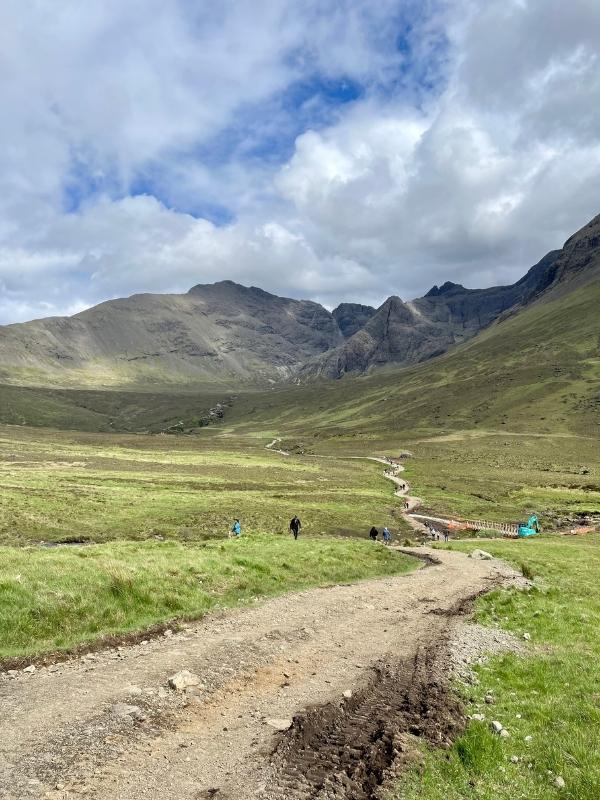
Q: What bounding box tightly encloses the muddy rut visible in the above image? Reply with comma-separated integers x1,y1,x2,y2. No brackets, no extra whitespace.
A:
0,548,519,800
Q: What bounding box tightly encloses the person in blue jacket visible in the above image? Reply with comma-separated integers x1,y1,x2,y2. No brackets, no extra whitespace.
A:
382,526,391,545
230,519,241,537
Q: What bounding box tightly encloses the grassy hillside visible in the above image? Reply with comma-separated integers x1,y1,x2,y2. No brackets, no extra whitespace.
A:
214,276,600,529
1,277,598,534
228,275,600,441
0,383,231,433
0,281,343,388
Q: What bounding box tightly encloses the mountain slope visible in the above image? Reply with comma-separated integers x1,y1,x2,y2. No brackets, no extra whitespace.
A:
0,281,343,388
229,268,600,439
301,213,600,379
302,249,565,379
331,303,376,338
0,213,598,392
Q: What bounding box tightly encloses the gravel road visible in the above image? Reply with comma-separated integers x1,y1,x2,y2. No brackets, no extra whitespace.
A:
0,547,520,800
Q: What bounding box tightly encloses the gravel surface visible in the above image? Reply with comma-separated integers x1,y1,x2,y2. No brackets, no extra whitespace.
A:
0,547,521,800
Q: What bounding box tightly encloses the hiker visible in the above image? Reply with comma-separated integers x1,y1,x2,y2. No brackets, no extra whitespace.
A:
369,526,379,541
404,500,410,510
230,519,241,537
382,526,391,545
444,530,449,542
290,515,302,540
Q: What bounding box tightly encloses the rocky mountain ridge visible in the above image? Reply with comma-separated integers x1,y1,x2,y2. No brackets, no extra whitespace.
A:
0,213,598,387
301,213,600,379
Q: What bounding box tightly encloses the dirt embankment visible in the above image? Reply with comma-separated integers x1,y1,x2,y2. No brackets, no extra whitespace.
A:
0,548,522,800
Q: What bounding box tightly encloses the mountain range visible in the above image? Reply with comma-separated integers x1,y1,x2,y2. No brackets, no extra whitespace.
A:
1,213,599,389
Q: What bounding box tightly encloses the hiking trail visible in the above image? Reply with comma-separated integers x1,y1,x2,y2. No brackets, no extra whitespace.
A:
0,548,523,800
0,443,525,799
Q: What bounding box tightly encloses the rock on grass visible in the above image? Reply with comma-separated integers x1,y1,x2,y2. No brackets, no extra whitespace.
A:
470,549,493,560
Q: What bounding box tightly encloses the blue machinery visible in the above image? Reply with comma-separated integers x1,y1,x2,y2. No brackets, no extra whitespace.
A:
518,514,540,538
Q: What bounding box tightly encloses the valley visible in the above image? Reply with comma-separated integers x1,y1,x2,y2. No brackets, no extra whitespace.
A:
0,213,599,799
3,3,600,796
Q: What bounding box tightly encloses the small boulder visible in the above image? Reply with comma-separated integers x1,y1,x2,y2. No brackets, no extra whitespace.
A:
471,713,485,722
23,665,36,674
265,718,293,731
553,776,565,789
470,549,493,560
500,729,510,738
510,756,520,764
168,670,202,691
491,720,503,733
484,694,495,704
343,690,353,699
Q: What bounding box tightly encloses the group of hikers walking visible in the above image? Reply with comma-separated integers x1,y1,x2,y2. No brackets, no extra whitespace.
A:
426,523,449,542
369,525,392,544
229,515,302,539
228,456,413,544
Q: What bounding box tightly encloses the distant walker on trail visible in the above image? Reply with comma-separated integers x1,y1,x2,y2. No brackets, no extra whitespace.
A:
230,519,241,537
290,515,302,540
382,526,391,545
369,526,379,541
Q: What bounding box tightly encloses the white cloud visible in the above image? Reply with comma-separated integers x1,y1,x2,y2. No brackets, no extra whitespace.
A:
0,0,599,322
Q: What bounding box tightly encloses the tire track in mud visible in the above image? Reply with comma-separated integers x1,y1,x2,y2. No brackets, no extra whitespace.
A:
258,625,465,799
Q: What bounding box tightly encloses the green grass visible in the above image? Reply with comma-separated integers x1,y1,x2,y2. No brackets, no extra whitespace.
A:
397,431,600,528
0,424,409,545
223,276,600,443
0,533,416,661
2,278,599,443
0,383,231,433
0,267,598,798
392,535,600,800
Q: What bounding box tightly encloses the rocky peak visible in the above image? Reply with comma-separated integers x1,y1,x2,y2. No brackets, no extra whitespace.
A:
424,281,466,298
332,302,377,338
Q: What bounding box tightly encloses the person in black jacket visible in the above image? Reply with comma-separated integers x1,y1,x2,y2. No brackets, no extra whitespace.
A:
369,526,379,541
289,515,302,540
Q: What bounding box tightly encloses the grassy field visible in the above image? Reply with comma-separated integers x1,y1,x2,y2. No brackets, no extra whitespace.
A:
393,535,600,800
0,383,232,433
0,534,416,661
397,430,600,528
0,424,409,546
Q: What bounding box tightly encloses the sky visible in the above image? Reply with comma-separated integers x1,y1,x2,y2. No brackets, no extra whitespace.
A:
1,0,600,323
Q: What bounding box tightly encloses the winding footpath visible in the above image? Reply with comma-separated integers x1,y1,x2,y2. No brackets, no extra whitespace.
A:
363,456,427,533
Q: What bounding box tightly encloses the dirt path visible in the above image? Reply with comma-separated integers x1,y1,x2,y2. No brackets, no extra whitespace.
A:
0,548,520,800
265,437,290,456
361,456,426,534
